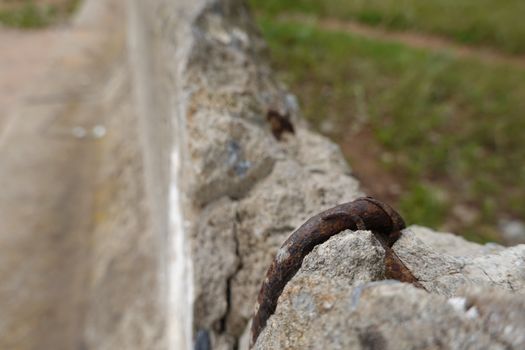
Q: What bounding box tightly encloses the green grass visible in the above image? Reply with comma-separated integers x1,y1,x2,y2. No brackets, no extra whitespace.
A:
250,0,525,55
0,1,79,28
255,17,525,242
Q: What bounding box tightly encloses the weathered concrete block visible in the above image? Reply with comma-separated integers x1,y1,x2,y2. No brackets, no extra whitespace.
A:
253,227,525,349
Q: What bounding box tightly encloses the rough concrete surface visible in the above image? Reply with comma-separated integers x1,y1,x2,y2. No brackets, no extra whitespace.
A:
252,227,525,349
394,226,525,296
256,281,525,350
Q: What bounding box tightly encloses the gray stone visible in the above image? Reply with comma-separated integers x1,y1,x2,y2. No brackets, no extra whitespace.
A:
255,281,525,350
192,197,239,329
187,110,277,206
252,227,525,349
394,226,525,296
296,230,385,281
149,0,365,344
407,225,504,257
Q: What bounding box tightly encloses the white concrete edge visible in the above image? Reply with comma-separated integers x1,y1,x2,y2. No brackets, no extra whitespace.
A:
126,0,194,349
169,140,193,350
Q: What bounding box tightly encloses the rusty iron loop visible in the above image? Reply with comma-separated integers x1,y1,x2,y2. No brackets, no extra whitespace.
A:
249,197,409,348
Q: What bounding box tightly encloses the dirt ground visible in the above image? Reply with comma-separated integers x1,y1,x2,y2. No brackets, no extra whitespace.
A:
0,0,151,348
0,27,65,131
0,0,78,127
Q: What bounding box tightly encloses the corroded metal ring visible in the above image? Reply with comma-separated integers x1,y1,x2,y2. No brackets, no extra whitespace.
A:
249,197,413,347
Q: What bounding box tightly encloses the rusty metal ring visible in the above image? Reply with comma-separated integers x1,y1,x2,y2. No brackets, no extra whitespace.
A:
249,197,415,347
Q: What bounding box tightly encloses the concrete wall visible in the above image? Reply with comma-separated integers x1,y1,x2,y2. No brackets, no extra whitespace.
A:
126,0,362,348
126,1,525,349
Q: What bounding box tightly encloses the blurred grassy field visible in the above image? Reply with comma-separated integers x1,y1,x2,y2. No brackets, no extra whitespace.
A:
250,1,525,242
252,0,525,55
0,0,79,28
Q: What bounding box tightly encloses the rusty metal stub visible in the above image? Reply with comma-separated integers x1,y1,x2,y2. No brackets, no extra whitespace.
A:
266,108,295,140
249,197,422,348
